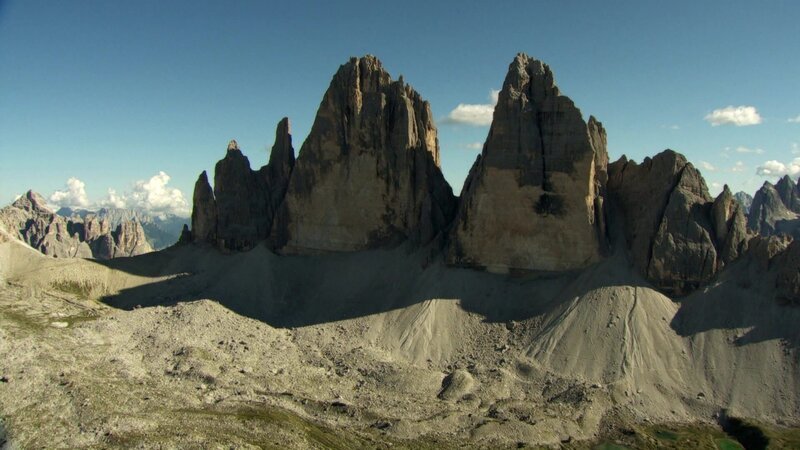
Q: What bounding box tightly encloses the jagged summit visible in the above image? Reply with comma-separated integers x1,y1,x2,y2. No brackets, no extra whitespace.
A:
1,190,153,259
227,139,239,151
270,55,455,253
185,54,777,298
12,190,52,214
447,53,609,273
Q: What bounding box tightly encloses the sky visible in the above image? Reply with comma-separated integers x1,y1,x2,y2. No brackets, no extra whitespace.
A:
1,1,799,216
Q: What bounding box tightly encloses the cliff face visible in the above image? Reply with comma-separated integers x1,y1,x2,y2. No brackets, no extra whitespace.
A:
0,191,153,259
191,119,296,251
182,54,770,298
447,54,608,273
748,177,800,239
270,56,456,254
607,151,748,295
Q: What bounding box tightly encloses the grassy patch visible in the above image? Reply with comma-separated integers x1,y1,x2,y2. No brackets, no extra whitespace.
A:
655,429,679,441
1,309,46,332
594,444,631,450
715,438,744,450
51,280,94,300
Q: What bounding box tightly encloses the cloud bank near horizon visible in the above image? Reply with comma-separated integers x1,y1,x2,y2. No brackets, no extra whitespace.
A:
48,172,190,217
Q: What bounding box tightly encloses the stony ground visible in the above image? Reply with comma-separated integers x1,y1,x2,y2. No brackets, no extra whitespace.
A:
1,240,799,448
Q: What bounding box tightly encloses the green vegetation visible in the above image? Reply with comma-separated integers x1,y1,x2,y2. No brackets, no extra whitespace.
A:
593,443,631,450
51,279,94,299
715,438,744,450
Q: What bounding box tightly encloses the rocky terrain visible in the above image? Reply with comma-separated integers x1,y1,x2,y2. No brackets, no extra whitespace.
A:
747,176,800,239
0,191,153,259
59,207,188,250
2,54,800,448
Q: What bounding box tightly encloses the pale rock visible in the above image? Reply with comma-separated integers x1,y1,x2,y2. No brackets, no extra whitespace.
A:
447,54,608,273
272,55,455,253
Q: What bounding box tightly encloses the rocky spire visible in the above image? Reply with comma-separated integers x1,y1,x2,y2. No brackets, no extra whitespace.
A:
447,53,608,273
261,117,295,220
12,190,52,214
711,184,748,268
191,171,217,244
775,175,800,213
213,142,269,251
271,55,456,253
748,181,794,236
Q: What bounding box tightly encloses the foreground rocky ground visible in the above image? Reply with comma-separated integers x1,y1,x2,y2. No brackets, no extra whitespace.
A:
1,237,799,448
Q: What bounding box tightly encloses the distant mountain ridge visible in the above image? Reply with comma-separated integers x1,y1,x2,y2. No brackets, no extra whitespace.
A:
57,206,188,250
0,191,153,259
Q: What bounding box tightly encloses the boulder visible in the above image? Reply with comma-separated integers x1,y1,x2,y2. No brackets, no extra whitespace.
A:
447,54,608,273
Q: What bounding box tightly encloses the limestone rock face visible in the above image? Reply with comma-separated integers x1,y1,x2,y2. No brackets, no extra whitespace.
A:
0,190,152,259
733,191,753,214
608,151,722,295
775,175,800,213
112,220,152,257
775,240,800,305
190,171,217,244
214,147,270,250
711,185,749,267
191,119,297,251
272,55,456,253
748,181,798,237
259,117,295,222
447,54,608,273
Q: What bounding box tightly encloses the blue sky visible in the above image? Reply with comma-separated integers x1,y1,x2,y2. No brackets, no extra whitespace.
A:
1,1,799,215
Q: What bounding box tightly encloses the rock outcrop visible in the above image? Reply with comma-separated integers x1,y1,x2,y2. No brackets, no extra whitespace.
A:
446,54,608,273
0,191,153,259
748,178,800,238
711,185,749,266
607,150,748,295
271,55,456,253
191,171,217,244
775,239,800,305
260,117,295,217
775,175,800,213
213,140,270,250
191,119,297,250
733,191,753,214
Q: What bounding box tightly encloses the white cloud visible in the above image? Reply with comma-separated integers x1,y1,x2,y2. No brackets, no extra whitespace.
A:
699,161,716,171
465,142,483,150
735,146,764,155
444,89,500,126
48,172,190,217
704,105,762,127
792,142,800,155
756,158,800,177
49,177,90,209
99,188,127,209
731,161,746,172
123,172,190,217
788,115,800,123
